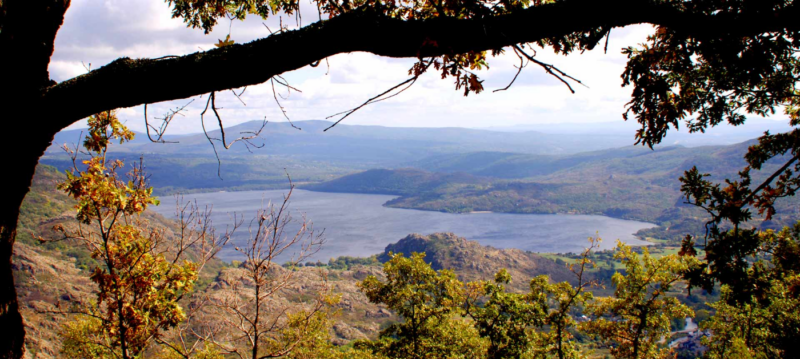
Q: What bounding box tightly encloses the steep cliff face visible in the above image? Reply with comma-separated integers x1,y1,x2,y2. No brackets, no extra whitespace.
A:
380,232,575,290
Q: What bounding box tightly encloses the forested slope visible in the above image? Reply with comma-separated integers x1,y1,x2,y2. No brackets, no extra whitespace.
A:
308,140,800,244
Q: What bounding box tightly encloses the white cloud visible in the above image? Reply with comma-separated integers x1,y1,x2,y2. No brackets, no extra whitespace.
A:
53,1,782,135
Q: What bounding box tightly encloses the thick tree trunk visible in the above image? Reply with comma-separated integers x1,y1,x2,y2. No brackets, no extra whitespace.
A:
0,135,54,359
0,217,24,359
0,236,23,359
0,1,71,357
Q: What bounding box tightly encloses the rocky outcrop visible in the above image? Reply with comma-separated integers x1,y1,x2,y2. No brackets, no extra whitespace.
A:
380,232,575,291
14,243,96,359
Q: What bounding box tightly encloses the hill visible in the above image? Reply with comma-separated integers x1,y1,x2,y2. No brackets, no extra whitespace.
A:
42,120,796,196
41,120,638,195
406,144,728,180
307,140,800,243
303,168,489,196
379,233,575,290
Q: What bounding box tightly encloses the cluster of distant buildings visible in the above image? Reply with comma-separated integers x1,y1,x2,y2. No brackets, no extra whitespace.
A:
671,330,710,358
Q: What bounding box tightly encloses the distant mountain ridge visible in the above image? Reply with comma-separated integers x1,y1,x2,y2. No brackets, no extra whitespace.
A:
52,119,638,160
41,120,643,195
43,120,798,206
482,118,793,147
403,145,685,179
133,119,645,159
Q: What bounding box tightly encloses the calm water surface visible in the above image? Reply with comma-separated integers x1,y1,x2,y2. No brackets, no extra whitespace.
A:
152,189,656,262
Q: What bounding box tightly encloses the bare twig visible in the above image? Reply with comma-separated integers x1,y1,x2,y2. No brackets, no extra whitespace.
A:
200,91,269,177
144,99,194,143
273,75,302,94
513,44,586,94
325,57,330,76
231,87,248,106
270,79,301,130
203,92,267,150
494,47,528,93
324,59,433,131
199,101,224,179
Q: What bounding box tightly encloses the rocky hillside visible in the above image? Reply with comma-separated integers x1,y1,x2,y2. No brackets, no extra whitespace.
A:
13,165,91,359
12,166,227,358
380,232,575,290
14,242,95,359
206,262,396,345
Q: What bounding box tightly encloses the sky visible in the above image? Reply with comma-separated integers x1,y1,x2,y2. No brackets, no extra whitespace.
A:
51,0,789,135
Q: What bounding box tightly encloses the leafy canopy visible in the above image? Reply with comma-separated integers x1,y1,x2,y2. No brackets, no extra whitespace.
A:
582,242,696,359
357,240,695,359
357,252,486,359
700,225,800,358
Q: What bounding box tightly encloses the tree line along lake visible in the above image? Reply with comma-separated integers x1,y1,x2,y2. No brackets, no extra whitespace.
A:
151,189,657,262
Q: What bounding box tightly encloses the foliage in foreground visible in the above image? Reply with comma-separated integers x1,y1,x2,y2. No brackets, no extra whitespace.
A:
53,112,201,359
700,226,800,359
354,226,800,359
582,245,695,359
49,113,342,359
355,238,692,359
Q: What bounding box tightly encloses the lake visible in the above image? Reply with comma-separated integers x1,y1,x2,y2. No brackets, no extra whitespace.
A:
151,189,657,262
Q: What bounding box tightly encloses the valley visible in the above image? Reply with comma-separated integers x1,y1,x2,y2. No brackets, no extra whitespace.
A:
41,120,800,245
19,119,796,358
